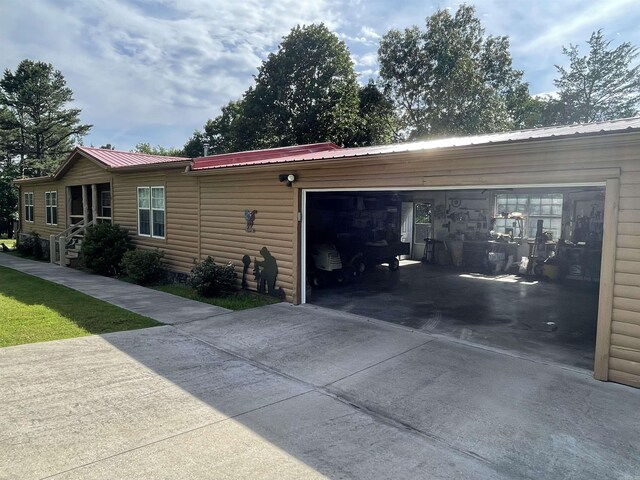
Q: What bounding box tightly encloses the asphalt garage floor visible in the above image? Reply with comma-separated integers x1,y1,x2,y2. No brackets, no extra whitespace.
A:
310,261,599,370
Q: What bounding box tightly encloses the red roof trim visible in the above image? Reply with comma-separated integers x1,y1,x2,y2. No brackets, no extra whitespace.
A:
189,117,640,172
191,142,341,170
78,146,189,169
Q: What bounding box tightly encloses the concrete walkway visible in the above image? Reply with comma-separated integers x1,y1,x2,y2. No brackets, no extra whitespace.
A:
1,254,639,479
0,254,230,324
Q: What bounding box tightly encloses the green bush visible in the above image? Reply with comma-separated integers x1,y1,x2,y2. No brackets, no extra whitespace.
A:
120,249,165,285
189,256,236,297
81,223,132,276
16,232,44,259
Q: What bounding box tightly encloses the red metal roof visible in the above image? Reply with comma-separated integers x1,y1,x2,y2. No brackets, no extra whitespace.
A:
191,142,341,170
79,146,189,169
190,117,640,171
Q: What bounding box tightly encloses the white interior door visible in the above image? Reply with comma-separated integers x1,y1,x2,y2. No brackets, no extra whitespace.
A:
400,202,413,259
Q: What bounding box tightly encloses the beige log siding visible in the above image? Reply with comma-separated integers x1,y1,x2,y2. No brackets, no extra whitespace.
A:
61,155,112,186
609,162,640,387
111,169,199,272
198,172,296,299
18,181,66,237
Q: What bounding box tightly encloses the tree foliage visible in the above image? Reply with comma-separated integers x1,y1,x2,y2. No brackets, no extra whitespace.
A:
553,30,640,124
132,142,184,157
246,24,360,148
184,24,397,156
0,60,90,237
378,4,531,139
0,60,91,176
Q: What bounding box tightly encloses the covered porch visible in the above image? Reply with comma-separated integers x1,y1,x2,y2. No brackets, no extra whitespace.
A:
67,183,112,226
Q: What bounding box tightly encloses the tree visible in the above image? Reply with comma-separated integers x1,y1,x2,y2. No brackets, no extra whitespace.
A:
554,30,640,124
378,4,531,139
352,81,399,146
185,24,383,155
183,100,244,157
0,60,91,176
245,24,360,148
132,142,184,157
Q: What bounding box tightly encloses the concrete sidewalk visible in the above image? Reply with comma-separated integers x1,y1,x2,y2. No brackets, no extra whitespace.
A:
0,254,230,324
1,254,640,479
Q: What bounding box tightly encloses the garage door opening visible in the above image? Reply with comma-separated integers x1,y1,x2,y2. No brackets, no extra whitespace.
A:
303,186,606,370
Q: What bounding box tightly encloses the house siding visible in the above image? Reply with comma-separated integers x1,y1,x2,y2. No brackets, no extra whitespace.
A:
111,170,199,272
198,171,296,299
19,181,66,237
609,164,640,387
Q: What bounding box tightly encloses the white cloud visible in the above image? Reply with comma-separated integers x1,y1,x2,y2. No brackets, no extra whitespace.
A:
1,0,639,149
0,0,340,148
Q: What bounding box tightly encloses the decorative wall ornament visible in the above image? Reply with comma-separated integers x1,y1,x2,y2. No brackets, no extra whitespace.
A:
241,255,251,289
244,209,258,232
242,246,285,299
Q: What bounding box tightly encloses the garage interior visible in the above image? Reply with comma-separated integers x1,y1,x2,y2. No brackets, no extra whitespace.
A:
305,186,606,370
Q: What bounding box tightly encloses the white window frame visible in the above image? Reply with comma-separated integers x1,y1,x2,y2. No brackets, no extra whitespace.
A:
100,190,112,218
493,193,563,240
137,186,165,239
45,191,58,226
24,192,34,222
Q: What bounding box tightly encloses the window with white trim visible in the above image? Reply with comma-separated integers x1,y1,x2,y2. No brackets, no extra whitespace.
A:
100,190,111,218
137,186,165,238
24,192,34,222
45,191,57,225
494,193,563,240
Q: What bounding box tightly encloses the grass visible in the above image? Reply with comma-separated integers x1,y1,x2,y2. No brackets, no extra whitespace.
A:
0,266,161,348
153,284,279,310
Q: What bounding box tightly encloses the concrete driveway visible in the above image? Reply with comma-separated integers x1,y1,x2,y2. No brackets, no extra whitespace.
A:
2,302,639,480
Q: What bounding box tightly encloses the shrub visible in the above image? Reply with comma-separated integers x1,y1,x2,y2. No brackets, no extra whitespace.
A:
120,249,165,285
81,223,132,276
189,256,236,297
16,232,44,259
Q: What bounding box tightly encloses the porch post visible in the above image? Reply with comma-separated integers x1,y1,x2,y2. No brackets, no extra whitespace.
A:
91,184,98,223
82,185,89,224
66,186,71,227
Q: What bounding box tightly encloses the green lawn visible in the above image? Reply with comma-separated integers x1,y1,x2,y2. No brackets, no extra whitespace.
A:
0,266,161,347
153,284,279,310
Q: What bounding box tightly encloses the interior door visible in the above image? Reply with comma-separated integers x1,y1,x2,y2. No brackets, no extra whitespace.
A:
400,202,413,259
413,202,433,260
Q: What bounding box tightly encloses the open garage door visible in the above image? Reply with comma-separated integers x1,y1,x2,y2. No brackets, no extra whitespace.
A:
302,185,606,371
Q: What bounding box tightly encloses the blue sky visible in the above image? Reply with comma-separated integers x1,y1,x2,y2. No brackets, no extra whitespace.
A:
1,0,639,152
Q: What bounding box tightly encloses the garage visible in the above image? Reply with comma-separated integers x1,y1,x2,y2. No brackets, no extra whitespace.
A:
283,120,640,388
303,185,606,370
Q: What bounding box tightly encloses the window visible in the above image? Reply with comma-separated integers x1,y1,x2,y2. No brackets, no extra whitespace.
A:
494,193,563,240
137,186,165,238
24,192,34,222
413,202,432,243
45,191,57,225
100,190,111,218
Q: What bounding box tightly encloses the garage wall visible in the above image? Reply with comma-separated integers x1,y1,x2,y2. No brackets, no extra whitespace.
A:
198,171,296,299
609,165,640,387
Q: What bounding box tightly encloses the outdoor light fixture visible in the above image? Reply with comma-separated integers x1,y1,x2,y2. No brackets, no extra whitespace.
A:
278,173,296,187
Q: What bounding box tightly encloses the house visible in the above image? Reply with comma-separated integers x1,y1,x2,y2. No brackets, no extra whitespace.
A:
13,118,640,389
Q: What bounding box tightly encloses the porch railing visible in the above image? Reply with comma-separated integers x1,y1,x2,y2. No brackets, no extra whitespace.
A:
49,219,94,266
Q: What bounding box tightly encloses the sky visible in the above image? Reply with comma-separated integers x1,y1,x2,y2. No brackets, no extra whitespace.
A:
1,0,639,153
